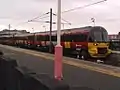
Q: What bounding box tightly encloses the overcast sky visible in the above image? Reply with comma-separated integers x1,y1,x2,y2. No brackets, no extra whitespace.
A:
0,0,119,34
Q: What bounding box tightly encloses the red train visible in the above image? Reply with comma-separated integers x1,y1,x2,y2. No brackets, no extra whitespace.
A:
0,26,111,60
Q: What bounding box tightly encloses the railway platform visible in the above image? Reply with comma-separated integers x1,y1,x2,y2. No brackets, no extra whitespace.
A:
0,44,120,90
112,50,120,54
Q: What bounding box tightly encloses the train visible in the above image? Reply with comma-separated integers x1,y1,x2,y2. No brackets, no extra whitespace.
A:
0,26,112,61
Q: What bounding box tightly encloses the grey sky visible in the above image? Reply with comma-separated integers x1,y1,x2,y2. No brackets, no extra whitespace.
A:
0,0,119,34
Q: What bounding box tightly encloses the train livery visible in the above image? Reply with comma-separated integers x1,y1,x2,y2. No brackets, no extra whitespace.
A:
0,26,112,60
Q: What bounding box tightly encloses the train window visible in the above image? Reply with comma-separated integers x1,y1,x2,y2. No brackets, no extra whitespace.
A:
37,35,40,41
37,35,50,41
45,35,49,41
72,34,87,42
51,35,64,41
28,36,34,40
88,37,93,42
52,36,57,41
61,35,64,42
43,36,46,41
37,35,43,41
34,35,37,41
102,31,109,42
63,34,72,41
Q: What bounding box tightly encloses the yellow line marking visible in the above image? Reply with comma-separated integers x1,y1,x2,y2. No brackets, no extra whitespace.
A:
1,45,120,78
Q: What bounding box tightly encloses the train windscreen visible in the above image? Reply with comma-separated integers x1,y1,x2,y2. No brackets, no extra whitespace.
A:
89,27,109,42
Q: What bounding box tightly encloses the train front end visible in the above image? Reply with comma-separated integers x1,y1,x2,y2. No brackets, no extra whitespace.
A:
88,26,111,59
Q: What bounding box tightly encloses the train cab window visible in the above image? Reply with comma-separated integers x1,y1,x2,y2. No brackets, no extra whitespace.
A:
88,37,93,42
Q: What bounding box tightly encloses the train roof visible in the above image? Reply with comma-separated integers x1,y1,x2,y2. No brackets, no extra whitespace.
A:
36,26,106,35
35,26,93,36
0,26,106,37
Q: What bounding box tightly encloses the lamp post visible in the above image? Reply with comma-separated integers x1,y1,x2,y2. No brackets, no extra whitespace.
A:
91,18,95,26
8,24,11,36
43,26,47,42
54,0,63,80
32,28,36,45
43,26,46,32
32,28,34,33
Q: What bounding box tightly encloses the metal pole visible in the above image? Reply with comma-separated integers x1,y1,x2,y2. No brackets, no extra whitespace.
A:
62,23,64,29
49,8,52,53
91,18,95,27
32,28,34,33
8,24,10,36
94,19,95,26
57,0,61,45
43,26,46,32
54,0,63,81
32,28,35,44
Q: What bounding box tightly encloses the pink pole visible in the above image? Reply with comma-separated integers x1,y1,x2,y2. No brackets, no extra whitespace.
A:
54,0,63,81
54,44,63,80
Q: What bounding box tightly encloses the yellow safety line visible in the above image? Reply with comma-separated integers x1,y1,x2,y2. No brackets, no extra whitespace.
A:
1,45,120,78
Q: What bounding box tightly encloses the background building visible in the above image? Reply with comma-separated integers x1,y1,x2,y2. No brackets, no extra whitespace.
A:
0,29,30,36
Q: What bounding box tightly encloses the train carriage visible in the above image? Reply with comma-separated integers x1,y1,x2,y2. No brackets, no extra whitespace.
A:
0,26,112,60
59,26,111,59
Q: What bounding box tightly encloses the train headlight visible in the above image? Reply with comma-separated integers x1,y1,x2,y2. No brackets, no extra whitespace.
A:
93,43,98,46
91,50,97,53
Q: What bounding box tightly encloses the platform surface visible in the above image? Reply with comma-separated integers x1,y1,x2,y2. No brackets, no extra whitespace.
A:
0,45,120,90
112,50,120,54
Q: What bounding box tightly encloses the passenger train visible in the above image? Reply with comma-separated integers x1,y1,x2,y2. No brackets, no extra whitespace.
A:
0,26,112,60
